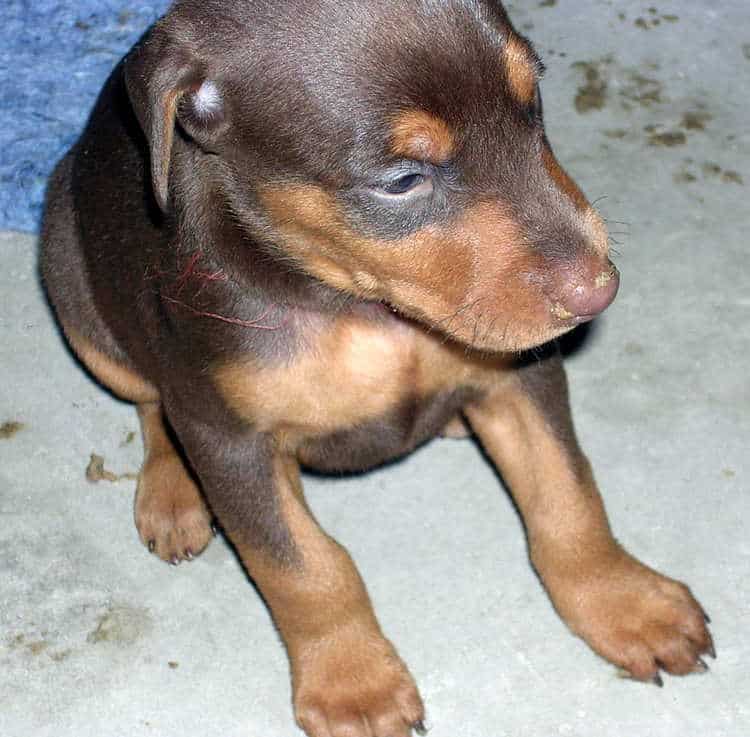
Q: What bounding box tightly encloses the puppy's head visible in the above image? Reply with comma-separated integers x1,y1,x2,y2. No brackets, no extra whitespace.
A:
126,0,618,352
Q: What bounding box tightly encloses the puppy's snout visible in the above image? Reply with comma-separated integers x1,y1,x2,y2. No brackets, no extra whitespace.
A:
549,260,620,324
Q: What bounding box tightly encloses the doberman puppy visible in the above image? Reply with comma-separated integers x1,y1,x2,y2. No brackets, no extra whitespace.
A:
40,1,714,734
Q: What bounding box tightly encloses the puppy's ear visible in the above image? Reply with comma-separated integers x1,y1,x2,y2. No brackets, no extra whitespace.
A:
124,27,227,211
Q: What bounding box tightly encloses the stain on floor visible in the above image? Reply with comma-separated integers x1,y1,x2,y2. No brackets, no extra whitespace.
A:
572,57,667,114
3,632,72,665
681,109,713,131
621,70,664,109
634,8,680,30
647,129,687,147
572,59,611,113
85,453,137,483
87,603,153,647
673,159,744,186
1,420,25,439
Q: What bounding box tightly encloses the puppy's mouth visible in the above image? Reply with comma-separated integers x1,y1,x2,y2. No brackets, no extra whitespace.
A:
378,260,620,353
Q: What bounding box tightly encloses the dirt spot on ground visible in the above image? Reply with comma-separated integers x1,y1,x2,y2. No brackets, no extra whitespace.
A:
573,58,666,113
120,430,137,447
539,0,557,6
647,129,686,147
634,9,679,29
721,170,744,185
743,44,750,61
4,633,70,663
701,162,743,184
7,633,47,656
87,604,152,646
85,453,138,483
681,110,713,131
624,342,645,356
673,169,698,184
621,71,664,108
674,160,744,186
572,59,611,113
1,421,24,439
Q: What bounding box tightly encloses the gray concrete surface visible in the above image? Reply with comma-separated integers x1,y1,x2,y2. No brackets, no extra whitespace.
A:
1,1,749,736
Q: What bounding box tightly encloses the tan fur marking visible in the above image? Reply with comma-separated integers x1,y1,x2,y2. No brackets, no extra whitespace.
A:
504,36,537,104
135,402,213,562
580,207,610,257
391,109,455,163
231,455,424,732
215,310,515,444
542,144,590,212
64,327,159,403
260,185,559,352
542,145,610,252
216,319,410,439
465,376,601,546
465,378,713,683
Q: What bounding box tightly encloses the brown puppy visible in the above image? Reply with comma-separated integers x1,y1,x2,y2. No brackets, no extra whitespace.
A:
40,1,713,735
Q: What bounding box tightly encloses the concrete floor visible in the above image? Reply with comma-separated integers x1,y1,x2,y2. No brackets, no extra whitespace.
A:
1,1,749,736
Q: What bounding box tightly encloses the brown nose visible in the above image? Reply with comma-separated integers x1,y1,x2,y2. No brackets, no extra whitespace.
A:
550,261,620,324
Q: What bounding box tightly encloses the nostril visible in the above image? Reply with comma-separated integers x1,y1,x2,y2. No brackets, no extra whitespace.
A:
551,262,620,322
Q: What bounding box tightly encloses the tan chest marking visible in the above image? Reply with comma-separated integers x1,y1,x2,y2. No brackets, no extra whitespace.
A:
214,315,508,441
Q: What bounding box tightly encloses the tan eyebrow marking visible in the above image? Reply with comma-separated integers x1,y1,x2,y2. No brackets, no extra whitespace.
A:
504,35,538,104
390,110,455,163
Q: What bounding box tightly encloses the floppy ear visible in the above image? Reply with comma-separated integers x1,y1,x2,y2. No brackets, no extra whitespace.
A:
124,28,227,211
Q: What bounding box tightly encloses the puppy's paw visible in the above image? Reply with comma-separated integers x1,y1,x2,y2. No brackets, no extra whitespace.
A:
548,549,714,684
293,628,425,737
135,454,214,564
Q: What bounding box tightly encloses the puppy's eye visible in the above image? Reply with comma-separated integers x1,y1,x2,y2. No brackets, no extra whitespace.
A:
384,173,424,194
375,172,433,199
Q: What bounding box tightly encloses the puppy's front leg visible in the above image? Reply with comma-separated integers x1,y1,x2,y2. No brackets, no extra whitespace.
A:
464,350,714,683
167,412,425,737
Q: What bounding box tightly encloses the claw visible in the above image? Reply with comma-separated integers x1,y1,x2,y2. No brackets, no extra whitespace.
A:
706,638,717,659
693,657,709,674
148,540,156,554
413,720,428,735
652,672,664,688
170,555,180,566
703,611,712,625
211,522,220,536
185,548,194,561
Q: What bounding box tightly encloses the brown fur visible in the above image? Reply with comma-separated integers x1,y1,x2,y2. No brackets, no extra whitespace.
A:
39,2,713,735
542,144,591,214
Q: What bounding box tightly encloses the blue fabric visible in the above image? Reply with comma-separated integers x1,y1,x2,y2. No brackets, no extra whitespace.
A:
0,2,171,232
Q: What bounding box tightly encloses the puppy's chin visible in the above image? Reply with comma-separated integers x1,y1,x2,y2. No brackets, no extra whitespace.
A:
444,321,578,355
381,297,576,355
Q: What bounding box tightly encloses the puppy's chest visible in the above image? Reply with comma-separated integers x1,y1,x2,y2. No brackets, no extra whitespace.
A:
215,313,484,444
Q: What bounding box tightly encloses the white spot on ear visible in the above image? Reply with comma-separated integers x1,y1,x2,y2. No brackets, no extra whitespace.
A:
193,81,222,118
